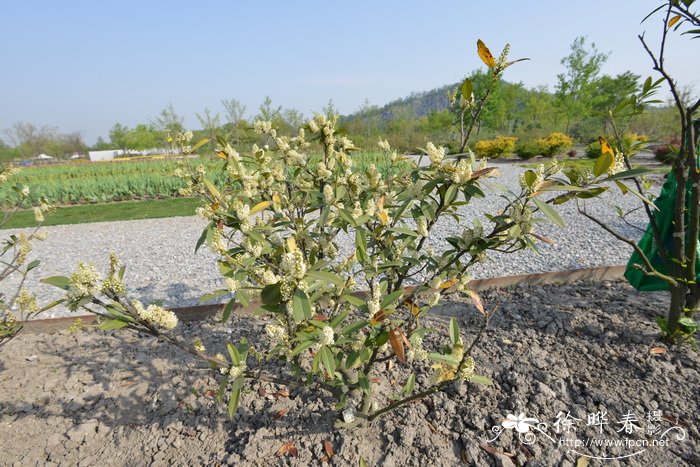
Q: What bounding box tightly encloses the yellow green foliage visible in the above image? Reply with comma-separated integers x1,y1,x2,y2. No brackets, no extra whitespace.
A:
474,136,517,158
541,132,573,156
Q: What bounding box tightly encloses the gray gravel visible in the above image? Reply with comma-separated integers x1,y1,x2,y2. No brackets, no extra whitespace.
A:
1,160,656,319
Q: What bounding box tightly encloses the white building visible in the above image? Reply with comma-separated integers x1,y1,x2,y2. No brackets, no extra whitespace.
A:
87,149,125,161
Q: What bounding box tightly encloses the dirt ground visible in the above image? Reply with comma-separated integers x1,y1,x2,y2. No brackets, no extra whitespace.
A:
1,279,697,466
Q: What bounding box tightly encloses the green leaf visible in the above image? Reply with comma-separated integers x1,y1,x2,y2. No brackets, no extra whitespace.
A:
358,372,370,393
345,351,361,369
199,289,228,304
342,293,366,308
523,170,537,189
387,227,419,237
261,283,282,305
533,199,565,228
329,310,349,328
593,152,614,177
469,374,494,386
379,289,404,310
427,352,460,367
26,260,40,272
98,319,129,331
319,345,336,376
355,228,368,264
227,376,245,418
461,78,473,100
292,288,312,322
194,222,213,253
290,339,315,356
190,137,210,153
227,343,241,366
340,320,368,336
449,318,460,347
614,180,629,195
402,373,416,395
40,276,71,290
308,270,345,287
203,179,221,200
222,297,236,322
605,167,656,180
445,184,459,204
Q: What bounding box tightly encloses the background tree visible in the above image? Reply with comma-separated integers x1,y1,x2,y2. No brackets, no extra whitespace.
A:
555,36,609,138
282,108,305,133
221,98,247,142
152,104,185,151
257,95,282,122
109,123,129,152
124,124,160,151
195,107,221,151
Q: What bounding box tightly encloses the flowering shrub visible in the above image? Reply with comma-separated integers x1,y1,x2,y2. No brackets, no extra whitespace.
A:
540,132,573,157
515,133,573,160
0,165,53,345
47,41,571,422
474,136,517,158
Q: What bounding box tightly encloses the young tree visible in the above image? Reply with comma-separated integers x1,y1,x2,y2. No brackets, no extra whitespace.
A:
221,98,247,142
109,123,129,152
152,104,185,151
555,1,700,342
195,107,221,151
555,36,609,136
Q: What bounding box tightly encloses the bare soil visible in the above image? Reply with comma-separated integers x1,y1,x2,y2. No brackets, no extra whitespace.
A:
1,279,698,466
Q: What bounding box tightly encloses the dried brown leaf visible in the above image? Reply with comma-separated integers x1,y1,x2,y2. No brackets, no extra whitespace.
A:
276,442,298,457
389,327,406,363
468,290,486,316
649,346,666,355
274,409,288,420
323,440,334,458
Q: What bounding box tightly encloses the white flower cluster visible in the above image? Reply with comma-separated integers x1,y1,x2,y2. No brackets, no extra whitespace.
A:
318,325,335,346
265,323,288,344
461,223,484,248
406,334,429,363
367,286,381,317
15,233,32,266
0,166,19,184
225,278,240,292
69,262,101,298
132,300,178,330
609,152,625,176
281,249,307,281
426,142,446,165
457,356,476,380
377,139,391,152
508,203,533,236
253,120,273,134
228,361,247,380
451,159,473,184
323,184,334,204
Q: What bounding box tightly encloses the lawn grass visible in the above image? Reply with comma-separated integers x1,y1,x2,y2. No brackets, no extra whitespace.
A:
2,197,202,229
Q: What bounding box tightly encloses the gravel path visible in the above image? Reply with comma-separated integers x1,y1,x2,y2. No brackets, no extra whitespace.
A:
1,160,657,319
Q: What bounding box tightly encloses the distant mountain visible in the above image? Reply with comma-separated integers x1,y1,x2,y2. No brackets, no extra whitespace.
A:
342,83,458,123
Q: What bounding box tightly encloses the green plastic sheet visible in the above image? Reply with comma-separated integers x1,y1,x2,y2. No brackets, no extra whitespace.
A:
625,165,700,291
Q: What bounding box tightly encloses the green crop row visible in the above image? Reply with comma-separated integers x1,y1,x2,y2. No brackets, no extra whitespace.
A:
1,152,409,207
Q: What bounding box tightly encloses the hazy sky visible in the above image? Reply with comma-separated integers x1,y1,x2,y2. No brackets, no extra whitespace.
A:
1,0,697,144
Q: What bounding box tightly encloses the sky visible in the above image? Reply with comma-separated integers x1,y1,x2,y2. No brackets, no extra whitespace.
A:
1,0,697,145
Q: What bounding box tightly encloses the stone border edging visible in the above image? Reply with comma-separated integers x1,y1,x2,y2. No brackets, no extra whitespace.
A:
17,264,627,334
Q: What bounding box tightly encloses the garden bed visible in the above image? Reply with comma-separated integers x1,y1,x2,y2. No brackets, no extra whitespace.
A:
1,279,697,466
